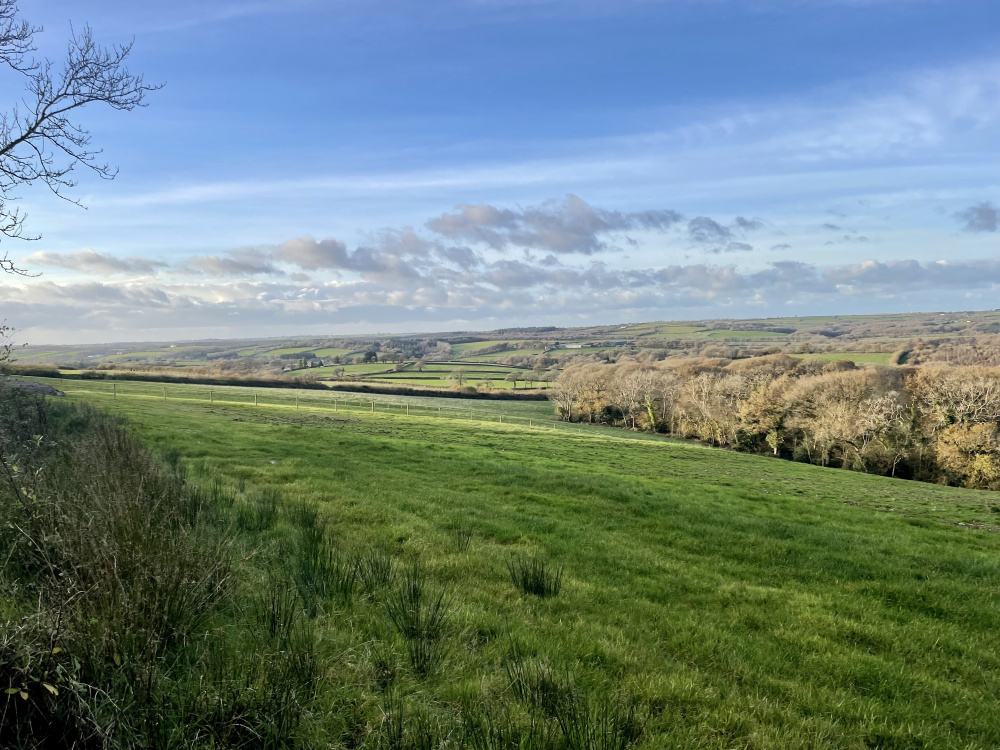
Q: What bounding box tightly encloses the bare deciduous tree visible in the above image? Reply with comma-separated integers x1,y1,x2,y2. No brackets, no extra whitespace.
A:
0,0,160,277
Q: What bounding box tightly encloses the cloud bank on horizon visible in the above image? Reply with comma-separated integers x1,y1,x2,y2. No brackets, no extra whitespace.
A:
4,0,1000,343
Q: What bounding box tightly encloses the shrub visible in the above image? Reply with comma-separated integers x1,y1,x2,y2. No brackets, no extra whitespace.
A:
0,388,237,745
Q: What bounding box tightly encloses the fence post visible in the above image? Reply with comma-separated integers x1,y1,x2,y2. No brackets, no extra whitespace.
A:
371,401,375,413
296,396,299,410
529,419,532,427
438,407,441,417
210,389,213,403
163,386,166,400
335,399,338,412
499,414,503,424
113,383,116,399
406,404,409,416
255,393,258,406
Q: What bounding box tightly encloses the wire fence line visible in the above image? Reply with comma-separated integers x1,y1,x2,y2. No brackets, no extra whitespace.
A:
16,376,596,436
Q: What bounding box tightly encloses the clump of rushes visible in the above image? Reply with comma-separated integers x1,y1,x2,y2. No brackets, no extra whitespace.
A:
383,563,452,676
503,639,568,716
252,585,301,644
284,497,320,530
554,691,644,750
292,513,357,616
235,487,280,532
359,546,397,592
507,554,563,597
461,700,560,750
377,694,453,750
451,525,473,553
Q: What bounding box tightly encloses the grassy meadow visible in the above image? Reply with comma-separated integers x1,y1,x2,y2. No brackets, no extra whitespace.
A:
19,375,1000,748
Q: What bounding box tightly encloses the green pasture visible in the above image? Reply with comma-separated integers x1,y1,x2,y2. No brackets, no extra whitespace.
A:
411,362,520,373
24,373,1000,748
340,363,397,374
373,373,523,389
458,349,548,360
450,340,525,353
265,346,320,356
653,325,704,336
286,366,342,378
25,376,557,422
705,330,791,339
792,352,894,365
365,375,455,387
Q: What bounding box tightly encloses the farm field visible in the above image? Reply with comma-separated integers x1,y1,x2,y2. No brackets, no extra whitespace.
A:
792,352,895,365
464,349,548,360
31,375,1000,748
23,376,559,423
285,363,395,378
449,340,528,353
704,330,790,339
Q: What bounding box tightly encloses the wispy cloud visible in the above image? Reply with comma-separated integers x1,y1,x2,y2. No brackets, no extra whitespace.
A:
25,250,168,276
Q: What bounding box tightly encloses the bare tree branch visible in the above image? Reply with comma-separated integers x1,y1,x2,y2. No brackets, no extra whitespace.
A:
0,1,160,274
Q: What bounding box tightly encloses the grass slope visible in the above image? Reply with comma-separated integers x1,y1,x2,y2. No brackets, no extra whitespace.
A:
45,382,1000,748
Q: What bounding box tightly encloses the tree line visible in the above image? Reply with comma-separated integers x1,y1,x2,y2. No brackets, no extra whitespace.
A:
550,355,1000,490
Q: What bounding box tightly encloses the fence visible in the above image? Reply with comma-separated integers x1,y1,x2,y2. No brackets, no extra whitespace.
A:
17,376,598,436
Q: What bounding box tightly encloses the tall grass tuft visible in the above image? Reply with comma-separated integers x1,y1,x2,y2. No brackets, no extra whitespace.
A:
451,525,473,553
461,701,560,750
504,639,568,716
359,546,397,592
377,693,452,750
235,487,280,532
292,511,357,616
366,640,400,691
285,497,320,529
553,691,644,750
507,554,563,597
384,563,452,676
252,585,301,644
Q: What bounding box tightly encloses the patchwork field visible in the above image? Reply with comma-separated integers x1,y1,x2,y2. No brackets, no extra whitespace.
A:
26,374,1000,748
792,351,895,365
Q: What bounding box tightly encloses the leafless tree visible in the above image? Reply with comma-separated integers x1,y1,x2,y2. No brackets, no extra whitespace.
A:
0,0,160,276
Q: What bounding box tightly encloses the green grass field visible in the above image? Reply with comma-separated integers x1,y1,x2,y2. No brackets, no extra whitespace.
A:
450,340,525,353
25,374,1000,748
460,349,548,360
705,330,791,339
792,352,894,365
27,377,558,422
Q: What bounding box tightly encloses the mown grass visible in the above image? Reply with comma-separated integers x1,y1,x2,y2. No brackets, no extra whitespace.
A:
27,377,1000,748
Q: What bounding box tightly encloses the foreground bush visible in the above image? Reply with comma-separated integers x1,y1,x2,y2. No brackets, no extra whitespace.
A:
0,386,317,748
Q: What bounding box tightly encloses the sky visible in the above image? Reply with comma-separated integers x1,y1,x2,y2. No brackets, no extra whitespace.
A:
1,0,999,344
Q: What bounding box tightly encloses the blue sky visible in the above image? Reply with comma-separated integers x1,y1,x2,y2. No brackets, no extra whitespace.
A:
3,0,1000,343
